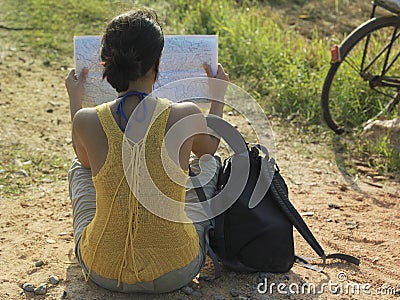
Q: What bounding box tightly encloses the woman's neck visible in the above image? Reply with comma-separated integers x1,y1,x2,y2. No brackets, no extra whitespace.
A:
118,74,154,97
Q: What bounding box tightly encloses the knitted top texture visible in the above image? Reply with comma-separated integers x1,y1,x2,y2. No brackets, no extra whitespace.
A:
79,98,199,285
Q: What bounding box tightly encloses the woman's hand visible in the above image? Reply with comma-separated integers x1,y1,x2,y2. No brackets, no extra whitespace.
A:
203,63,229,101
65,68,88,121
203,63,229,81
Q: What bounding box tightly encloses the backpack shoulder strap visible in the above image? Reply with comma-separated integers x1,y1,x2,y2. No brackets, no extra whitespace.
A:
204,222,222,278
189,168,222,278
268,163,360,266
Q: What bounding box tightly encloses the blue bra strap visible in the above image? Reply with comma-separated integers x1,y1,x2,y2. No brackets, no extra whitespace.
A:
116,91,149,131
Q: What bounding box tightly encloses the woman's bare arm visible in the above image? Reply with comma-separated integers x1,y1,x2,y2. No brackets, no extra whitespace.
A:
65,68,88,122
65,68,91,167
191,63,229,157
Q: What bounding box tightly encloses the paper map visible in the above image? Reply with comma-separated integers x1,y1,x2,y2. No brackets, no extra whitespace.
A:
74,35,218,106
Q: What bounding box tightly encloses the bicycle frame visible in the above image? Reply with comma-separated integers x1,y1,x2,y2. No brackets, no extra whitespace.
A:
322,2,400,134
360,3,400,89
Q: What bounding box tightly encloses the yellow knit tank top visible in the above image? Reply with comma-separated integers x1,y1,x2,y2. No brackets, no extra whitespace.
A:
79,98,199,285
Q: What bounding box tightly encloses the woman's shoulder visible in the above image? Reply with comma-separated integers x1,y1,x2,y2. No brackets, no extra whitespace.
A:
73,107,98,124
168,101,202,121
72,107,102,135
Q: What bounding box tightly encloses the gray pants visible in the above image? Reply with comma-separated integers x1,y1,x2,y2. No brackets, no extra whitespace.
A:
68,156,220,293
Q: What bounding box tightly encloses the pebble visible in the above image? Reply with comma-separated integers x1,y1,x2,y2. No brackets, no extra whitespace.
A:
62,290,68,298
284,274,290,281
22,283,34,292
328,203,341,209
191,290,202,298
198,273,213,281
35,260,44,267
34,283,47,295
18,169,29,177
181,286,193,295
259,272,274,280
49,275,59,285
230,288,240,297
212,295,224,300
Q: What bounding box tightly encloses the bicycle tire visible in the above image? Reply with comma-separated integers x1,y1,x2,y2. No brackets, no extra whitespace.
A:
321,15,400,134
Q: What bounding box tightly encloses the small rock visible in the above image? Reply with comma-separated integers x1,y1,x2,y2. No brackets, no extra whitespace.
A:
22,283,35,292
328,203,341,209
49,275,59,285
345,222,359,230
18,169,29,177
46,239,56,244
259,272,274,280
62,290,68,298
212,295,224,300
284,274,290,281
34,283,47,295
230,288,240,297
362,118,400,149
191,290,202,298
35,260,44,267
198,273,212,281
48,101,60,107
181,286,193,295
301,211,314,217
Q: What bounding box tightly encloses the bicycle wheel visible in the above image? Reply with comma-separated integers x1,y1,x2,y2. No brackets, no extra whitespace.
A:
322,15,400,134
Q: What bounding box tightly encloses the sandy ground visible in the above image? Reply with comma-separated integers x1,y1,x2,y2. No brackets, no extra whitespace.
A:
1,3,400,299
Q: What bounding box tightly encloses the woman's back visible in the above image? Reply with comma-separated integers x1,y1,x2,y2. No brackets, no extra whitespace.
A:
78,98,199,285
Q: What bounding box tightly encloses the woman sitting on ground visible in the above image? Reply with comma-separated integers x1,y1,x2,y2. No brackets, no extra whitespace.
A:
65,8,229,293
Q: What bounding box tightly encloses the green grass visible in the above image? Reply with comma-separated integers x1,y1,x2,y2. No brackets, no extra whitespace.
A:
358,136,400,173
161,0,330,124
1,0,399,172
1,0,135,64
0,144,70,197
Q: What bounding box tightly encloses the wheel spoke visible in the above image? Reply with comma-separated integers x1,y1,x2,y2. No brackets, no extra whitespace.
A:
321,16,400,134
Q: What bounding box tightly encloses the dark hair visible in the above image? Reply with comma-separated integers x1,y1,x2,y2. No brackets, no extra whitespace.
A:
100,9,164,93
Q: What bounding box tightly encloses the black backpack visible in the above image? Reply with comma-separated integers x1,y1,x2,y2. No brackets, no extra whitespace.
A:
190,116,360,278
